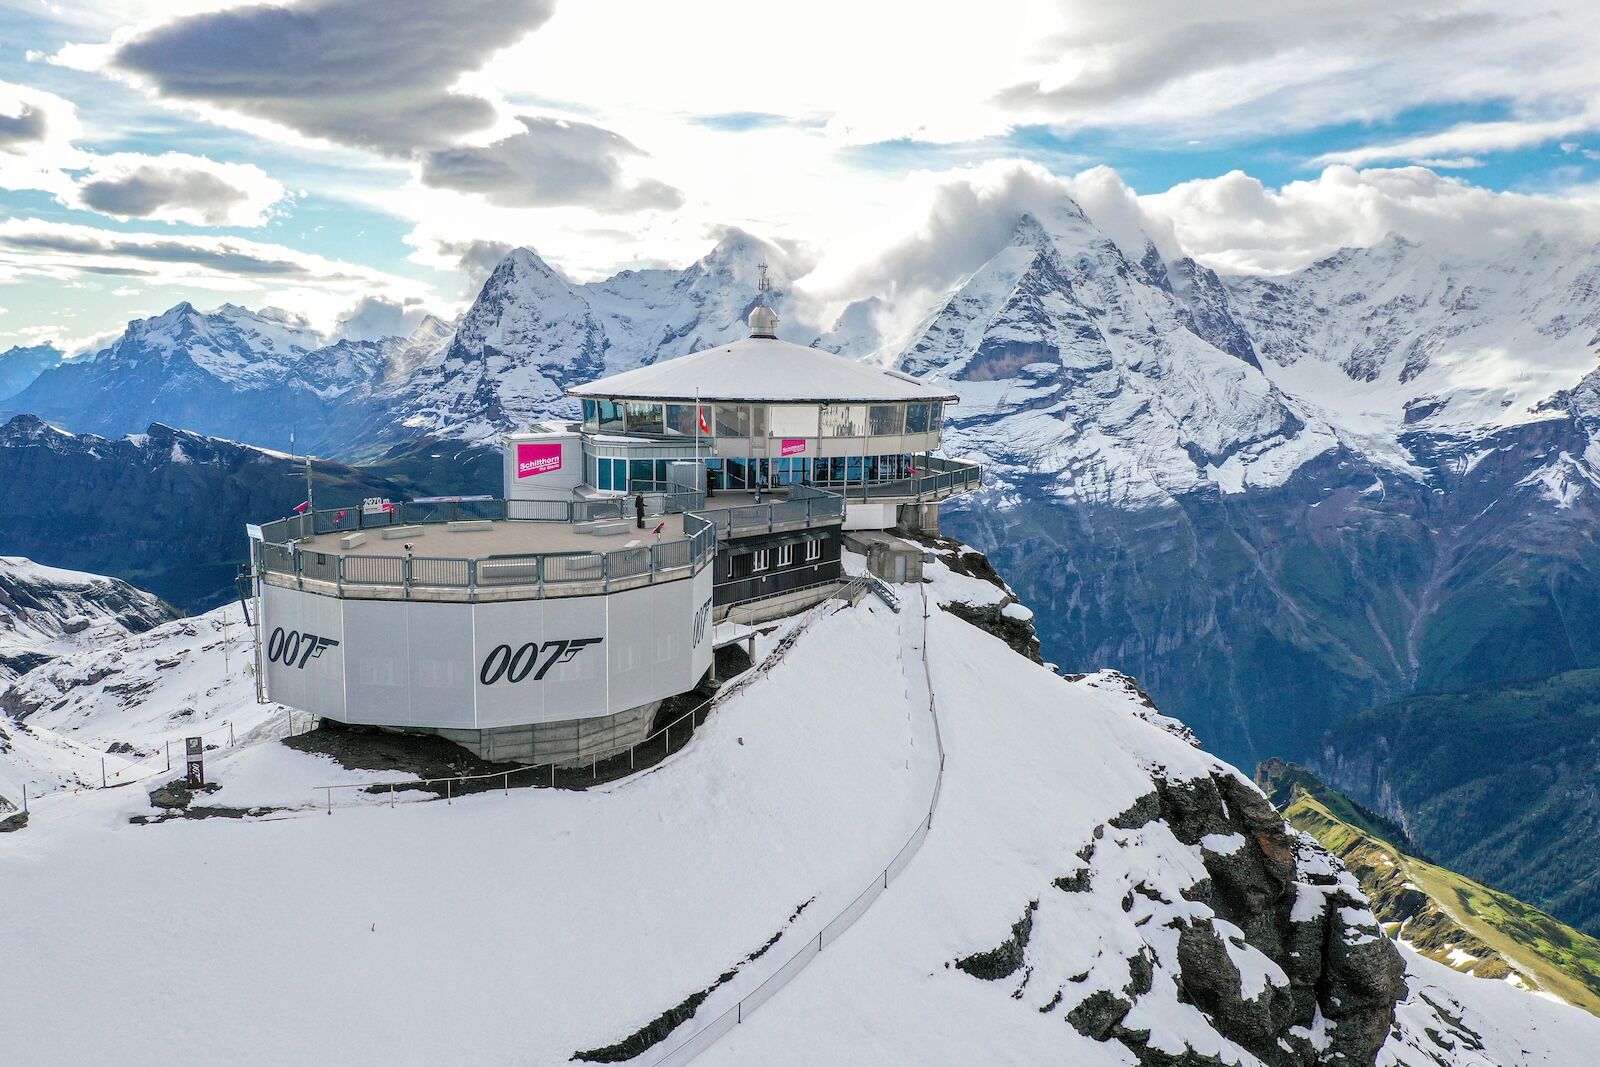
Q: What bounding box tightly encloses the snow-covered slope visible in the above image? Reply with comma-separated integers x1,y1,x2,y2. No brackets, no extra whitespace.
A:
1229,235,1600,443
2,303,405,454
4,568,1592,1064
383,231,811,445
0,601,283,804
0,556,175,684
895,206,1329,506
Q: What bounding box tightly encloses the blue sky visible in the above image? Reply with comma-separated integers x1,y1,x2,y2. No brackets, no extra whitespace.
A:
2,0,1598,350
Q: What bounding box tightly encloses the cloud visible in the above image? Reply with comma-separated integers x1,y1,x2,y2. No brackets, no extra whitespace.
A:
0,81,85,196
0,104,49,151
0,217,419,293
69,153,287,226
419,116,684,212
332,294,431,342
994,1,1599,145
1142,165,1600,274
108,0,556,155
1308,114,1596,167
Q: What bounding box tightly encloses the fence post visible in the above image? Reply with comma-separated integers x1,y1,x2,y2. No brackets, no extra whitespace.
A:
21,783,26,814
446,779,452,804
228,721,235,747
326,787,331,814
504,771,509,795
165,740,170,771
101,757,106,789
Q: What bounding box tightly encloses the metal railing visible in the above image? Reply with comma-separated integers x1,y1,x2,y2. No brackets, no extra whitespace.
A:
256,502,718,601
697,484,845,537
823,455,982,502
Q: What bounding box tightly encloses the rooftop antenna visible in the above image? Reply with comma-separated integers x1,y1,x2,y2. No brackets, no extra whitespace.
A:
748,262,779,338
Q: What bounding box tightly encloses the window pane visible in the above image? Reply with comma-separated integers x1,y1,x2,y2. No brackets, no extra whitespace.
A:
664,404,697,436
625,402,663,435
820,404,864,437
630,460,654,489
769,404,818,437
597,457,613,490
904,403,930,434
582,399,600,430
611,459,627,489
869,404,903,436
715,404,749,437
929,403,943,431
597,400,624,432
726,458,748,489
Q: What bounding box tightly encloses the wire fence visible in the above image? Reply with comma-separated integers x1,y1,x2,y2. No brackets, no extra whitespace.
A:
13,708,317,810
646,584,944,1066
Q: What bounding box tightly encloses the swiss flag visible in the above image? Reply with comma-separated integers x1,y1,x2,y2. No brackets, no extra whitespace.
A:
293,500,310,514
697,407,711,435
381,502,397,513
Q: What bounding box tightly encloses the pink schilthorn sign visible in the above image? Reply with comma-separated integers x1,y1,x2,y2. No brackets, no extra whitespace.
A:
515,442,563,479
779,438,807,457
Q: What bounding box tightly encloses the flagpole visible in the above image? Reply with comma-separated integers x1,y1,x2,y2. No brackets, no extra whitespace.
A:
695,388,702,496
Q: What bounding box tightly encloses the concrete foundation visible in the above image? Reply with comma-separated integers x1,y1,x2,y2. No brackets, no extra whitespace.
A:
421,699,664,767
895,502,940,536
844,530,927,584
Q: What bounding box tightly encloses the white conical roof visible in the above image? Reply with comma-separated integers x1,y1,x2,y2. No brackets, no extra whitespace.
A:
569,324,957,405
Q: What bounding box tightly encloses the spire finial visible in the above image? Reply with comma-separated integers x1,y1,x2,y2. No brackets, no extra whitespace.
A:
757,261,771,300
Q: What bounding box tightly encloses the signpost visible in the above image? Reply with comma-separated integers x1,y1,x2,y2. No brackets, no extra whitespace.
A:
184,736,204,788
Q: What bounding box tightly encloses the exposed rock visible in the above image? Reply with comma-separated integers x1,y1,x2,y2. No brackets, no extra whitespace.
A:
955,900,1038,981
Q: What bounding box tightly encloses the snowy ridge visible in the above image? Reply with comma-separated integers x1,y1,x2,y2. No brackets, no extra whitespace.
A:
0,601,282,803
386,231,809,444
0,555,175,684
5,551,1596,1062
894,208,1332,507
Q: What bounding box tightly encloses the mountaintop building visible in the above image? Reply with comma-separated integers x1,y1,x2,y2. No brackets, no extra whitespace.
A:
246,289,980,767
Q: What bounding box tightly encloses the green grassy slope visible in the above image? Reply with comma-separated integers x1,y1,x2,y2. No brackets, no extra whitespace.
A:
1315,669,1600,937
1259,763,1600,1017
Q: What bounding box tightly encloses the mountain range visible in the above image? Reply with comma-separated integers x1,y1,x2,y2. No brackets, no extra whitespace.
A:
6,194,1600,939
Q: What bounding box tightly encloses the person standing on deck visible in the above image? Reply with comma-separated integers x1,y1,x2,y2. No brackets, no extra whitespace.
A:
635,492,645,529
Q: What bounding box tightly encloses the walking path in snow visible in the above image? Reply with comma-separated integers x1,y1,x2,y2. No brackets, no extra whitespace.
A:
648,590,945,1065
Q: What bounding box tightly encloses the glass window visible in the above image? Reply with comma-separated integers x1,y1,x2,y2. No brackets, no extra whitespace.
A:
715,404,750,438
846,457,863,483
904,403,930,434
596,457,613,491
597,400,624,432
729,553,754,580
869,404,903,436
624,402,663,435
655,460,668,482
820,404,865,437
630,459,654,489
929,403,943,432
726,457,748,490
664,404,698,436
769,405,818,437
829,457,846,483
753,549,770,571
777,543,793,567
805,538,822,562
582,399,600,430
750,405,769,439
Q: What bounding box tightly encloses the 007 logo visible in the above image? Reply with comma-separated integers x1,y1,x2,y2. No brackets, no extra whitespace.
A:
479,638,602,685
267,627,340,669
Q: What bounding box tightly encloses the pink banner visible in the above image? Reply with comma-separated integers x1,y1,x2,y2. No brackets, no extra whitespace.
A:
515,442,563,479
779,438,807,457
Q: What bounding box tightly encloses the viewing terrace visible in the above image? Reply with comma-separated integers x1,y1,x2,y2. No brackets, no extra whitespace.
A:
253,487,844,603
